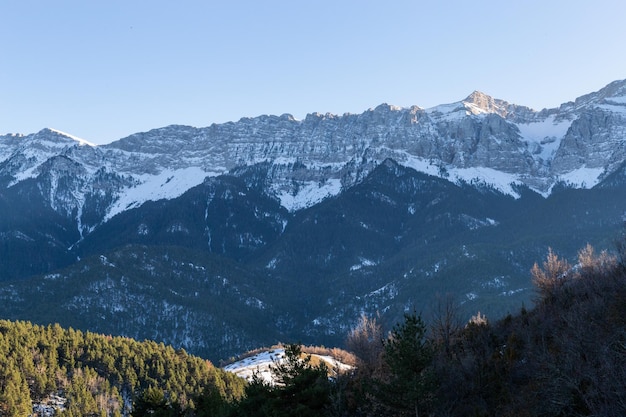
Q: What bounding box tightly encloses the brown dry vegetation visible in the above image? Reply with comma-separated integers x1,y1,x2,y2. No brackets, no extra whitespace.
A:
332,243,626,416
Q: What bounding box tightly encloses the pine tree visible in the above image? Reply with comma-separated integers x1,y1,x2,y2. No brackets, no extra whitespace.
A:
133,386,182,417
377,313,435,417
0,362,32,417
233,344,332,417
271,344,331,416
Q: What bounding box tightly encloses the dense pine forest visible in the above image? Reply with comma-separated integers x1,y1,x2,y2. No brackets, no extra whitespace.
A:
0,321,246,416
2,243,626,416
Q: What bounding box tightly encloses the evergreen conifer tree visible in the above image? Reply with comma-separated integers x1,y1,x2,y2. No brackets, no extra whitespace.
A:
378,312,435,417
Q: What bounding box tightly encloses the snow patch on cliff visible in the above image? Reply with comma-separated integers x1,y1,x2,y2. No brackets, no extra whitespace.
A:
557,167,604,188
106,167,210,220
515,116,571,161
277,178,342,212
450,166,523,198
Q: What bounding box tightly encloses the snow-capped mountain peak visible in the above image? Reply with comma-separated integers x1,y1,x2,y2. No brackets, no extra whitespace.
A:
43,128,96,147
425,90,531,122
3,80,626,361
461,91,515,117
2,78,626,235
558,79,626,112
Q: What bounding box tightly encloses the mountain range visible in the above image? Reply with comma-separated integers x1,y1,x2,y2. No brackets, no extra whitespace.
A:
1,79,626,360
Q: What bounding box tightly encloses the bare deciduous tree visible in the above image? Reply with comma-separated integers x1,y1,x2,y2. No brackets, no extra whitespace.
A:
531,247,571,302
346,313,384,374
577,243,616,277
429,293,462,356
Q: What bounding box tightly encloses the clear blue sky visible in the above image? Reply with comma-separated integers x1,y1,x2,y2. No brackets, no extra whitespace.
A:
2,1,625,144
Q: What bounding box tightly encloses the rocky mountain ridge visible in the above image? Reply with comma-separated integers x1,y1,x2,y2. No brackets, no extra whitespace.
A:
2,79,625,234
1,79,626,360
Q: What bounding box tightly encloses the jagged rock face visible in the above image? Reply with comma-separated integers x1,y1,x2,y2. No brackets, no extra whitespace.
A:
80,168,136,234
3,78,626,358
1,79,626,237
462,91,533,119
553,106,626,176
429,113,534,172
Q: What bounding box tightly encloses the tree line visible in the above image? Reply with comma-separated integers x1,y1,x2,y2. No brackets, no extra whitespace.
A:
199,243,626,416
0,320,245,416
2,242,626,416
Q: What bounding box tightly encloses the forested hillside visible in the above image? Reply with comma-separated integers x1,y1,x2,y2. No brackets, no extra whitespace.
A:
2,243,625,416
0,321,245,416
3,79,626,362
213,244,626,417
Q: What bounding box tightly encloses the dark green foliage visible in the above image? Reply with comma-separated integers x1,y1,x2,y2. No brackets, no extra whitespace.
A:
76,175,289,261
193,386,233,417
133,386,183,417
0,319,245,416
324,244,626,416
232,344,332,417
269,344,332,416
3,161,626,362
4,241,626,417
424,245,626,416
377,313,435,417
0,244,281,362
0,359,32,416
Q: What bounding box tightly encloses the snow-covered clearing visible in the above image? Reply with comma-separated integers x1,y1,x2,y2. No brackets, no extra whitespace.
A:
223,348,353,384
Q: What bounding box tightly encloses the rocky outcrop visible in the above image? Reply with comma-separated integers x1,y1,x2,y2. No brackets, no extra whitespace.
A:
0,79,625,233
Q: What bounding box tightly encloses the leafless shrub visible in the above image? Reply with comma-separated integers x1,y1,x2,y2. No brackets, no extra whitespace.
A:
346,314,384,374
466,311,488,327
301,345,358,368
576,243,617,277
531,247,571,302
